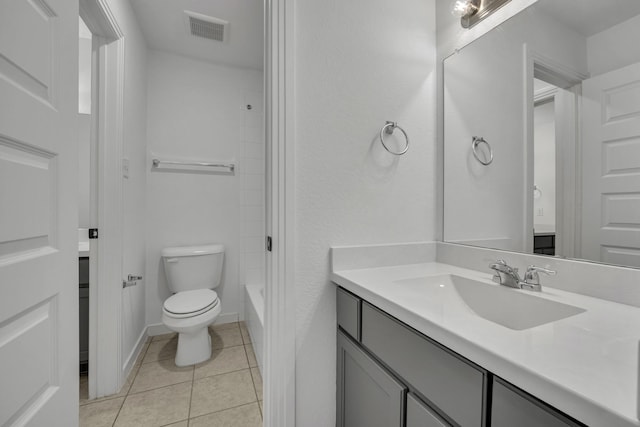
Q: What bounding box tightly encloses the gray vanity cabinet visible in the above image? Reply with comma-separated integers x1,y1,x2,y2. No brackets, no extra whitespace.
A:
336,286,586,427
337,330,406,427
491,378,583,427
406,393,449,427
361,302,485,427
337,287,360,340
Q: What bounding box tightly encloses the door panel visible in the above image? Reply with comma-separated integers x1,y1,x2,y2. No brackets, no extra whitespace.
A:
582,62,640,267
0,0,56,102
337,330,405,427
0,0,79,424
0,138,56,259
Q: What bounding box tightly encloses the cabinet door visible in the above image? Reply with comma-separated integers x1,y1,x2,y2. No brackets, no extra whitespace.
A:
492,378,584,427
361,302,485,427
406,393,450,427
337,330,406,427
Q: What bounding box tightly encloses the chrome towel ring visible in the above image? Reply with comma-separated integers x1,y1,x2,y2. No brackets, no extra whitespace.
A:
472,136,493,165
380,121,409,155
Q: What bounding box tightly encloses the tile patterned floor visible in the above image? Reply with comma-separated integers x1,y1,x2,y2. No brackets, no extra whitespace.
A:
80,322,262,427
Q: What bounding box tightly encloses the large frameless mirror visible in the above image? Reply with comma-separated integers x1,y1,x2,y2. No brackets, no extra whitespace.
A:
443,0,640,269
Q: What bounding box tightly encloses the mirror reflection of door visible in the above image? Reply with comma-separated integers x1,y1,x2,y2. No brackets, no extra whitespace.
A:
581,63,640,267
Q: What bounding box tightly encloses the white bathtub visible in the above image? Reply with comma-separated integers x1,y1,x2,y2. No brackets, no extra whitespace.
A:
245,284,264,374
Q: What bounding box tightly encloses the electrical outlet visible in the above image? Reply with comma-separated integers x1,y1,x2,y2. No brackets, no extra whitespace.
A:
537,208,544,216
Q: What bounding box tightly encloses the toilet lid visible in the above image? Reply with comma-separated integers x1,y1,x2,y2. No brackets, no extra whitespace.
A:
164,289,219,316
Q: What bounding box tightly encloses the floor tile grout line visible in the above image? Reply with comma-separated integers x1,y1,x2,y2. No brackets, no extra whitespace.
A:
111,380,193,427
125,342,151,393
188,401,261,423
109,339,150,427
250,368,261,403
126,379,194,397
187,363,195,421
82,325,254,425
159,420,189,427
142,343,248,366
110,395,127,427
194,366,252,383
79,340,149,408
110,362,251,400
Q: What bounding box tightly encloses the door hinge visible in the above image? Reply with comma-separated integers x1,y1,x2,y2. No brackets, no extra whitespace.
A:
266,236,272,252
89,228,99,239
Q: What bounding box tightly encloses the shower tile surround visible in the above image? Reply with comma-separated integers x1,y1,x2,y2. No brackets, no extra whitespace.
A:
239,91,266,288
331,241,640,426
80,322,262,427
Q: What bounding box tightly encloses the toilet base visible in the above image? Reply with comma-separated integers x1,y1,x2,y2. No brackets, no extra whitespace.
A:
175,327,212,367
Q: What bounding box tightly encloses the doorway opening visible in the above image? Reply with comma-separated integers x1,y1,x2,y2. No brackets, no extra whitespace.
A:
78,15,92,378
528,57,584,260
79,0,126,401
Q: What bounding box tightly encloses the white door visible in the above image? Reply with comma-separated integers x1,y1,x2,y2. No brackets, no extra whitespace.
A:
581,62,640,267
0,0,79,425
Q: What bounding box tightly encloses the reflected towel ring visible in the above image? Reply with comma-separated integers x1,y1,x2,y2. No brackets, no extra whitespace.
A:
472,136,493,165
380,121,409,155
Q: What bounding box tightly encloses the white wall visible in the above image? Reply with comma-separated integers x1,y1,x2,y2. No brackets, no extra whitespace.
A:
587,14,640,77
293,0,437,424
239,91,265,288
145,50,263,327
533,100,556,230
78,34,91,228
78,114,90,228
104,0,149,374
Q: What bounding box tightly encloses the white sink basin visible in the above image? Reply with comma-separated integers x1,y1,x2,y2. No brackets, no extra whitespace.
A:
395,274,586,330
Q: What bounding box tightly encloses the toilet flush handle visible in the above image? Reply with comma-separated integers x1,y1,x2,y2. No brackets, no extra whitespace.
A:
165,258,179,263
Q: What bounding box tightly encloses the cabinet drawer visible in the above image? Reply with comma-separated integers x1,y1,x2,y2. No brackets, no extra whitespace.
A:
337,330,405,427
491,378,584,427
407,393,450,427
361,302,485,427
337,287,360,340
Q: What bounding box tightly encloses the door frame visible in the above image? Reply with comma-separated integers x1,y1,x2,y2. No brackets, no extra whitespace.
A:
524,45,586,256
79,0,125,399
264,0,296,425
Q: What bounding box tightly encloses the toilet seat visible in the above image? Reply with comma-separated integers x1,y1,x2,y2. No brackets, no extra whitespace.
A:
163,289,219,319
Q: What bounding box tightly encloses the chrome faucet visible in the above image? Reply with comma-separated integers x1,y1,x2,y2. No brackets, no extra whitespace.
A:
489,260,556,292
489,259,521,288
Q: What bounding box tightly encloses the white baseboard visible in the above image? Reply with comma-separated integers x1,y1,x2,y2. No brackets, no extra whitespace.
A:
146,312,240,337
146,323,171,337
122,328,147,382
215,312,239,325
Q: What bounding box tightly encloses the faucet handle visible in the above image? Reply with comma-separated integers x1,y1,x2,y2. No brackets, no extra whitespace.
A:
526,265,556,276
523,265,556,290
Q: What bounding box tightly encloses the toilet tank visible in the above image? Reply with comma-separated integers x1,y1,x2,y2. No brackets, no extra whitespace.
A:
161,244,225,293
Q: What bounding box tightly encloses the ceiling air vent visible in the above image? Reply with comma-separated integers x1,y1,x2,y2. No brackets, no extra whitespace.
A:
184,11,228,43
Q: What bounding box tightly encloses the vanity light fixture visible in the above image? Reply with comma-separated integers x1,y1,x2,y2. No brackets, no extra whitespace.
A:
451,0,513,29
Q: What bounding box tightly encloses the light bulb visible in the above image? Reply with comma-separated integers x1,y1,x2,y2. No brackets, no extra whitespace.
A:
451,0,479,18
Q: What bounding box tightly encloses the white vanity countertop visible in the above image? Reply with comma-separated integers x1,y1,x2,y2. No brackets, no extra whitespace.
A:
332,262,640,427
78,242,89,257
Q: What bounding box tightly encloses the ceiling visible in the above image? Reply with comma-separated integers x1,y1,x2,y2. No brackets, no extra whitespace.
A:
537,0,640,37
130,0,263,70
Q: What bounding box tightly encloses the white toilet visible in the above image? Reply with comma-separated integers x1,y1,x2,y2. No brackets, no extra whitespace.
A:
161,244,224,366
